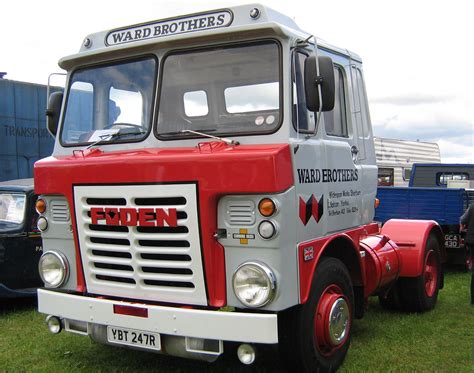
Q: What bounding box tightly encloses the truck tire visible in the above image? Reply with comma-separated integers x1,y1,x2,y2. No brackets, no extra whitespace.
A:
399,234,441,312
279,257,354,372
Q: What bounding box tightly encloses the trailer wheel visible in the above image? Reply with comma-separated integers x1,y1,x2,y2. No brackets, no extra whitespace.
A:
399,234,441,312
279,257,354,372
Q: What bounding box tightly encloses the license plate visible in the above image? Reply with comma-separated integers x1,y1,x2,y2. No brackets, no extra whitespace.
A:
444,234,461,248
107,326,160,351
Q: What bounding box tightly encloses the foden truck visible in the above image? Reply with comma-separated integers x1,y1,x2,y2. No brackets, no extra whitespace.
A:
36,4,445,371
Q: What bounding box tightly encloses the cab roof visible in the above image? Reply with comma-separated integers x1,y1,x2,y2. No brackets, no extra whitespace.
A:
59,3,361,69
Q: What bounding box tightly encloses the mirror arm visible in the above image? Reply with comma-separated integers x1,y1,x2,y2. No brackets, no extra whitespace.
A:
309,37,323,137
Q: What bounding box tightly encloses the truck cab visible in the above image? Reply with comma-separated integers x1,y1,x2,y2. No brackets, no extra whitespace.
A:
36,4,443,371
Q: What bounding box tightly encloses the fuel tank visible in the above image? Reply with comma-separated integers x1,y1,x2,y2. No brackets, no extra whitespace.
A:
360,235,401,297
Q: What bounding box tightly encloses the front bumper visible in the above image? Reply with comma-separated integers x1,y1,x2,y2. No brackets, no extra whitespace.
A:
37,289,279,344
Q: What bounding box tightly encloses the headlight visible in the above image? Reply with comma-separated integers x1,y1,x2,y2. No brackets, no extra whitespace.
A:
233,262,276,308
38,251,69,287
0,193,26,225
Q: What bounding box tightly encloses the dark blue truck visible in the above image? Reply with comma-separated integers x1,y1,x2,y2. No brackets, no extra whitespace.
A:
0,78,54,182
375,164,474,267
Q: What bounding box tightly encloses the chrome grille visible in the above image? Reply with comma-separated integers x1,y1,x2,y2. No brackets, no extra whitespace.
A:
73,184,207,305
226,200,255,226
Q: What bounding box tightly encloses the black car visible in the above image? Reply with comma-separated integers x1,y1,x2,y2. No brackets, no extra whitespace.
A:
0,178,42,297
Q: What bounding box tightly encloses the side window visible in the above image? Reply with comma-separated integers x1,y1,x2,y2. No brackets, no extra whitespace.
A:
437,172,469,186
324,67,347,137
292,52,315,133
403,168,412,181
356,68,371,139
62,82,94,142
184,90,209,117
378,168,394,186
225,83,278,113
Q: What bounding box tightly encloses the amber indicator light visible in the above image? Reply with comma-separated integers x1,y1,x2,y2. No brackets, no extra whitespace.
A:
258,198,276,217
35,199,47,214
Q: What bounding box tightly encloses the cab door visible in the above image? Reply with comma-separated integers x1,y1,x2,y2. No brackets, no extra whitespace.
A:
291,50,364,241
320,56,364,234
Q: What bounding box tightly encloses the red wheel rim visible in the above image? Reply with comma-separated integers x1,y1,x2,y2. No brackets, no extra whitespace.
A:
313,284,351,356
423,250,438,297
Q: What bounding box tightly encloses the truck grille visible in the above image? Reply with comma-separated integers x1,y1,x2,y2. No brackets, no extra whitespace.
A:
73,183,207,306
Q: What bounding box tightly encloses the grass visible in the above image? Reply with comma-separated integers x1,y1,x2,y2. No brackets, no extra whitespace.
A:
0,271,473,372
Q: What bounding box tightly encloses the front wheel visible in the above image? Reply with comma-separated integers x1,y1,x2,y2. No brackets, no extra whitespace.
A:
279,257,354,372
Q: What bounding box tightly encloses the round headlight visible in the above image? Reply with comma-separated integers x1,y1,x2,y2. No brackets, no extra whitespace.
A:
38,251,69,288
258,220,276,239
233,262,276,308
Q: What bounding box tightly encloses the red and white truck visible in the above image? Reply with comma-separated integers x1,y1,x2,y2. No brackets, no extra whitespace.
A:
36,4,445,371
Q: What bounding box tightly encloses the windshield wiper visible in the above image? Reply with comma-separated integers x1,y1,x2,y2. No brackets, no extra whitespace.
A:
180,129,239,145
87,127,146,149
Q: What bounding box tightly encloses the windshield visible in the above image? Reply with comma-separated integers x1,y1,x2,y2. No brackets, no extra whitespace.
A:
61,57,156,146
156,41,281,139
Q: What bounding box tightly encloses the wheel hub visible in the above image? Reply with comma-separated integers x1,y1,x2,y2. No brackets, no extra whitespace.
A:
328,298,349,345
423,250,438,297
314,285,351,356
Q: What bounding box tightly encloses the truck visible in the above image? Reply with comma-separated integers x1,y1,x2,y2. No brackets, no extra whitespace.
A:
0,178,43,297
376,163,474,267
0,78,55,182
374,137,441,187
35,4,446,371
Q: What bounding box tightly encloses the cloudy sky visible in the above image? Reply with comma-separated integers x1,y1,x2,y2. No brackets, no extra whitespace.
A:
1,0,472,163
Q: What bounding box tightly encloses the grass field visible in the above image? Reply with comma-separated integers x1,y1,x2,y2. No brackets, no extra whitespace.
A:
1,271,473,372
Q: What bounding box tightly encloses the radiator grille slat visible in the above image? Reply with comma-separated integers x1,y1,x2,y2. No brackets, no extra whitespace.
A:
74,184,207,305
51,200,70,222
226,201,255,225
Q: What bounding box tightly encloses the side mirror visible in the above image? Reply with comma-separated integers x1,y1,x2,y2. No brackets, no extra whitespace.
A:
45,91,63,137
304,56,335,112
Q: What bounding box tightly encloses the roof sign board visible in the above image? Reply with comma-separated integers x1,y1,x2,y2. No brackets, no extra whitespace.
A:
105,10,233,46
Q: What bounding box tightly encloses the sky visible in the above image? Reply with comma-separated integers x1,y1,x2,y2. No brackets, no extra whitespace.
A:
1,0,473,163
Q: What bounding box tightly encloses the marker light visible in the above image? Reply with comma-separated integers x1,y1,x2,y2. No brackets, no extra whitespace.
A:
258,220,276,239
374,198,380,208
249,8,260,19
37,216,48,231
35,198,47,214
258,198,276,217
